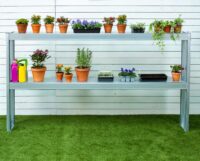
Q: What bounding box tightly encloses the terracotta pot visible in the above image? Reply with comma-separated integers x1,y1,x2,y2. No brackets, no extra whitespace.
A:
45,24,54,33
31,24,41,33
59,24,68,33
117,24,126,33
75,67,90,82
56,72,64,81
31,67,46,82
104,24,113,33
174,25,182,33
172,72,181,82
164,25,171,33
65,74,73,82
17,24,28,33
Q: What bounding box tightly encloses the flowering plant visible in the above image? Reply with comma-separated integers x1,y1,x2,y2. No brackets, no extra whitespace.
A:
56,16,70,25
56,64,63,73
44,15,55,24
117,15,127,24
65,66,72,75
71,19,102,29
170,65,184,73
31,15,41,24
103,17,115,25
118,68,136,78
30,49,51,68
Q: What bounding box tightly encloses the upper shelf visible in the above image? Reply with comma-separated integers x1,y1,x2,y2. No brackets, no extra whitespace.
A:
6,32,191,41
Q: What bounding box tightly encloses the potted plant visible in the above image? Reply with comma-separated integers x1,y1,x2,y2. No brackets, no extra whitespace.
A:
44,15,55,33
170,65,184,81
163,21,173,33
16,18,29,33
130,23,145,33
117,15,127,33
72,19,102,33
56,16,70,33
30,49,51,82
174,15,184,33
31,15,41,33
56,64,64,81
98,71,114,82
118,68,136,82
103,17,115,33
65,66,73,82
75,48,92,82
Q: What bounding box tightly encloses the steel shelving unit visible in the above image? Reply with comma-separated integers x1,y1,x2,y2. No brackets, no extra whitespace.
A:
6,33,191,132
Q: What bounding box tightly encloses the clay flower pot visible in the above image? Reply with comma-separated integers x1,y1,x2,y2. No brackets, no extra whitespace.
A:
104,24,113,33
117,24,127,33
31,24,41,33
45,24,54,33
56,72,64,81
75,67,90,82
65,74,73,82
31,67,46,82
174,25,182,33
172,72,181,81
17,24,28,33
59,24,68,33
164,25,171,33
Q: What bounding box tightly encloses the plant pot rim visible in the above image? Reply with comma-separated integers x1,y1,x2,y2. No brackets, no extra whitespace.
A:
117,24,127,25
17,24,28,25
56,72,64,73
59,24,69,25
65,73,73,75
104,24,113,26
75,67,90,69
31,67,46,71
31,24,41,25
45,23,54,25
172,72,181,73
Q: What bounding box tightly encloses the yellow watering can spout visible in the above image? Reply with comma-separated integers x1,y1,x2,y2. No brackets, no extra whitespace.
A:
17,59,28,83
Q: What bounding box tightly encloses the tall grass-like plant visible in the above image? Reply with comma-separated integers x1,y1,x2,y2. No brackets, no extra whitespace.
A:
76,48,92,69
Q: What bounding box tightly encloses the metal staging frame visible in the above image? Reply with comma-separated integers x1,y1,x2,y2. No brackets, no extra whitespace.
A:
6,33,191,132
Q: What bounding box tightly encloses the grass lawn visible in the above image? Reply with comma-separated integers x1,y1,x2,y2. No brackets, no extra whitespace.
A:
0,115,200,161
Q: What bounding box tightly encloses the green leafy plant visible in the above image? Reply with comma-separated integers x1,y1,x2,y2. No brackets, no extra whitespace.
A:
103,17,115,25
30,49,51,68
64,66,72,75
56,64,63,73
170,65,184,73
130,23,145,30
56,16,70,25
31,15,41,24
76,48,92,69
118,68,136,78
72,20,102,29
16,18,29,25
98,71,113,77
174,15,184,26
117,15,127,24
44,16,55,24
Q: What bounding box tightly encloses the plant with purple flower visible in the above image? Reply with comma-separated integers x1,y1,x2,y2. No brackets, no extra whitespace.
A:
118,67,136,78
72,19,102,29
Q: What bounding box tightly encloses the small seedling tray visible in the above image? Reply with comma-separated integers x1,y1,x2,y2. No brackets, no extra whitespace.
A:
98,76,114,82
139,74,167,81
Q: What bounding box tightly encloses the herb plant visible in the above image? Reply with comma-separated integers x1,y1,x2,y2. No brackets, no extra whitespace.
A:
56,64,63,73
31,15,41,24
65,66,72,75
72,19,102,29
44,16,55,24
30,49,51,68
56,16,70,24
174,15,184,26
103,17,115,25
76,48,92,69
170,65,184,73
16,18,29,24
117,15,127,24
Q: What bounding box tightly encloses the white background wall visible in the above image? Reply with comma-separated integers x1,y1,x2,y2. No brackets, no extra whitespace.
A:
0,0,200,115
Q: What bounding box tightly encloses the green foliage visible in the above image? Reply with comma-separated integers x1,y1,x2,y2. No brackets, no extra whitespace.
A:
31,15,41,24
56,16,70,24
76,48,92,68
16,18,29,25
56,64,63,73
98,71,113,77
130,23,145,30
170,65,184,73
44,15,55,24
174,15,184,25
72,20,102,29
64,66,72,75
117,15,127,24
103,17,115,25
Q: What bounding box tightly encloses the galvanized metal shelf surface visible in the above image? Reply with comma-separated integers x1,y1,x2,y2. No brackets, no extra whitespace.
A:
6,32,191,132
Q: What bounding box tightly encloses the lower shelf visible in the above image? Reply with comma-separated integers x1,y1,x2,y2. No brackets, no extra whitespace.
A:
9,78,188,90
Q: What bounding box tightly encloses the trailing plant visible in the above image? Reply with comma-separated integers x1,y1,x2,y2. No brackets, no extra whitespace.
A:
130,23,145,30
44,16,55,24
76,48,92,68
174,15,184,26
56,64,63,73
65,66,72,75
56,16,70,25
16,18,29,25
170,65,184,73
31,15,41,24
72,19,102,29
117,15,127,24
118,68,136,78
30,49,51,68
103,17,115,25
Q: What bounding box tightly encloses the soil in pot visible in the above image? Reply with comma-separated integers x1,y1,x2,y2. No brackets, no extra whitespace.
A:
56,72,64,81
117,24,126,33
65,74,73,82
31,24,41,33
17,24,28,33
104,24,113,33
131,28,145,33
75,67,90,82
172,72,181,81
59,24,68,33
73,28,101,33
174,25,182,33
45,24,54,33
163,25,171,33
31,67,46,82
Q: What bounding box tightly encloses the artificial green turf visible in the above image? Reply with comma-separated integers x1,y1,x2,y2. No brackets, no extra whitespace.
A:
0,115,200,161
